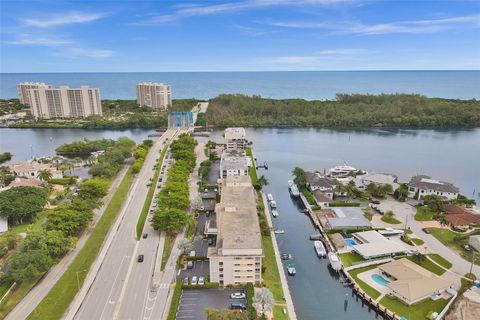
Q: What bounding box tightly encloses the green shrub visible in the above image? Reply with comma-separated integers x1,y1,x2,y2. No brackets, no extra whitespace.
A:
49,177,77,185
246,283,257,319
329,202,360,207
167,279,183,320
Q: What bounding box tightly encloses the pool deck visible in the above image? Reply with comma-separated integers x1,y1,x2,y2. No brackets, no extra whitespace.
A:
357,268,390,301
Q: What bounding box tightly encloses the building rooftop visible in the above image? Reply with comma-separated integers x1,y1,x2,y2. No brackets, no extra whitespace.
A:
352,230,406,258
220,152,249,171
137,82,170,86
10,161,60,174
361,173,399,187
379,258,451,302
9,178,46,188
224,127,246,140
326,207,372,229
306,172,338,189
312,190,333,203
215,176,262,252
409,175,459,194
444,204,480,226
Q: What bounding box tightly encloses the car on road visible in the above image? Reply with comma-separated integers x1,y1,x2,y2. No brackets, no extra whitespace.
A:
189,250,196,257
137,254,144,262
190,276,198,285
230,303,246,311
142,233,148,239
230,292,246,299
187,261,194,269
183,277,189,285
198,276,205,285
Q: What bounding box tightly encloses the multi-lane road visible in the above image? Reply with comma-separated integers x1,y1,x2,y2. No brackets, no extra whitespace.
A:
71,128,184,320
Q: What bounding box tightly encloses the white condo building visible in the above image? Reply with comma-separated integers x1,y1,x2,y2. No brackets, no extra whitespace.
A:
24,85,102,119
17,82,52,106
136,82,172,110
224,127,247,151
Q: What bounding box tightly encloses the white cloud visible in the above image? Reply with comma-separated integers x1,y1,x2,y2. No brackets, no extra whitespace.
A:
21,11,106,28
269,48,372,64
61,47,116,58
136,0,353,25
266,14,480,35
4,34,71,46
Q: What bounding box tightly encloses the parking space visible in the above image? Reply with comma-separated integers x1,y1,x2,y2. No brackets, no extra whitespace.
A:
179,259,209,280
206,160,220,184
176,288,247,320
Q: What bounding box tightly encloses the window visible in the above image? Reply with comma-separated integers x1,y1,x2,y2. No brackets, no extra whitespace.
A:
219,268,223,272
219,262,223,266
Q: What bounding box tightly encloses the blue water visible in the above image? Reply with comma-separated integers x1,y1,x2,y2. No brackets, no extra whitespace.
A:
1,71,479,100
372,274,390,286
345,239,357,247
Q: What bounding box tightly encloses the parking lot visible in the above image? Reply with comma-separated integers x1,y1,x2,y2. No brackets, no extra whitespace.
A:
176,288,247,320
179,259,210,280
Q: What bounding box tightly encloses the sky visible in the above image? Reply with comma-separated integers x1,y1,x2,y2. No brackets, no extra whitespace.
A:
0,0,479,72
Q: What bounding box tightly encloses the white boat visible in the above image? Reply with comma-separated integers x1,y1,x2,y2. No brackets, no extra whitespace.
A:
313,240,327,258
287,264,296,276
328,252,342,271
288,180,300,197
267,193,274,202
271,208,279,217
274,229,284,234
270,200,277,208
327,165,358,178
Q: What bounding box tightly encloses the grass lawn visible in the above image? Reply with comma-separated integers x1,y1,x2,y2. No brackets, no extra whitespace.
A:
27,169,135,320
428,228,480,265
380,296,449,320
411,238,425,245
339,252,365,267
415,206,436,221
460,273,476,293
136,145,168,239
404,229,413,235
161,234,176,271
9,223,31,235
262,235,288,320
0,278,38,319
427,253,452,270
363,208,374,221
245,148,258,184
406,256,446,276
381,215,402,224
348,265,381,300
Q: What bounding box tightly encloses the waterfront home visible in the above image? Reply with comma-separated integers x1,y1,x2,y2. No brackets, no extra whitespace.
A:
408,175,459,200
378,258,451,305
224,127,247,151
325,207,372,230
444,204,480,228
352,230,407,259
357,173,399,191
306,172,346,197
312,190,333,207
10,161,63,179
208,176,262,286
219,150,249,178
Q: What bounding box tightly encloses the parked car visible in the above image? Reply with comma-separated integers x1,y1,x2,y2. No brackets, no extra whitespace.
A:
187,261,194,269
208,238,214,246
190,276,198,285
189,250,196,257
198,276,205,285
137,254,144,262
183,277,189,285
142,233,148,239
230,303,246,310
230,292,246,299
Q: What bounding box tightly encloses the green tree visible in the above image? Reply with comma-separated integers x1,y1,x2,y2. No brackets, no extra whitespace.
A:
258,175,269,188
23,230,71,258
8,250,53,282
0,186,48,225
205,308,248,320
394,183,409,201
423,195,445,212
434,213,449,227
45,209,92,237
37,169,53,181
292,167,307,187
152,208,189,235
79,178,110,199
253,287,275,317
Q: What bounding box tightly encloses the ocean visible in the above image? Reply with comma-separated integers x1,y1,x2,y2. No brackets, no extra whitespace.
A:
1,71,479,100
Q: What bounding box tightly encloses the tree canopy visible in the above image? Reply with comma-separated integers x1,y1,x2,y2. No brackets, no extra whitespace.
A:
0,186,48,225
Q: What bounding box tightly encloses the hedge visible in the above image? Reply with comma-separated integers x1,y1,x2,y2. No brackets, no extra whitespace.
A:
182,282,220,289
329,202,361,207
185,256,208,261
167,279,183,320
246,283,257,319
49,177,77,185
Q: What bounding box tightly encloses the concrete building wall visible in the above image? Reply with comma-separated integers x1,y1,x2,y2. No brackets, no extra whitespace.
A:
17,82,51,106
209,255,262,286
136,82,172,110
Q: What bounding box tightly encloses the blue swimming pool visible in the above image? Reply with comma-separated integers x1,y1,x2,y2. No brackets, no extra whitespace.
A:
345,238,357,247
372,274,390,286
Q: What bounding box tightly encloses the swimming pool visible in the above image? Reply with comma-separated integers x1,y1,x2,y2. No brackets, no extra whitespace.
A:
345,238,357,247
372,274,390,286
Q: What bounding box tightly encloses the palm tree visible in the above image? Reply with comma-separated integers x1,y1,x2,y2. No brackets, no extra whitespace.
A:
37,169,52,181
253,288,274,317
258,175,269,188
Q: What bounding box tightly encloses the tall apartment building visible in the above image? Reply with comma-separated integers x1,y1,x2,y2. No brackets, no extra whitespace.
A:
26,85,102,119
224,127,247,151
17,82,52,106
136,82,172,110
208,175,263,286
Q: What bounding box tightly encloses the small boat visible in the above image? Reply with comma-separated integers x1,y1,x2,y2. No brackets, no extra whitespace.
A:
267,193,274,202
314,240,327,258
274,229,285,234
309,233,323,240
281,253,292,260
288,180,300,197
287,264,296,276
271,208,279,217
328,252,342,272
270,200,277,208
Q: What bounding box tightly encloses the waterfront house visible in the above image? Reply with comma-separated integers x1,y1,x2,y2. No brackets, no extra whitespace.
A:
444,204,480,228
224,127,247,151
352,230,407,259
306,172,346,198
408,175,459,200
378,258,451,305
312,190,333,207
325,207,372,230
358,173,399,191
10,161,63,179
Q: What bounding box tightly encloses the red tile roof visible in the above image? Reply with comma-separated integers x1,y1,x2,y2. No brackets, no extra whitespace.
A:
445,204,480,226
